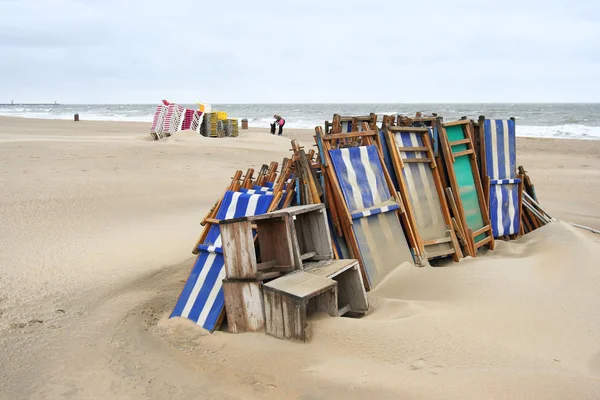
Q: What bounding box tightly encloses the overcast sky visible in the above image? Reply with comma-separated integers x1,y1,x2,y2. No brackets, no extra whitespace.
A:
1,0,599,103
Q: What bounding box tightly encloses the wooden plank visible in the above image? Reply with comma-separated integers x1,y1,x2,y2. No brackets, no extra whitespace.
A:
397,146,430,152
263,271,337,300
221,220,257,279
472,225,490,238
443,120,470,128
388,126,429,133
423,237,452,246
300,251,317,260
451,149,474,158
322,130,377,141
222,281,264,333
338,304,352,316
473,235,492,249
425,248,456,258
449,138,471,146
257,260,277,270
401,157,432,163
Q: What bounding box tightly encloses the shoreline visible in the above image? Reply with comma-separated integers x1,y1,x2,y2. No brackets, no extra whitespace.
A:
1,115,599,141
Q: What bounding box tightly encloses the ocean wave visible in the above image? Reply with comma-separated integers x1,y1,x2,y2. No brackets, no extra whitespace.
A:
519,124,600,140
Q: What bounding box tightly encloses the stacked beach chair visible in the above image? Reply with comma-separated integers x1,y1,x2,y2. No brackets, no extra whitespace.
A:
168,109,556,338
149,104,167,139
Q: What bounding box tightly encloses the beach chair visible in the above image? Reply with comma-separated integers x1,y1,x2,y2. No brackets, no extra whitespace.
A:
180,108,196,131
324,113,378,134
437,119,494,256
162,104,184,137
171,190,275,331
478,117,523,238
316,124,420,290
190,111,203,133
149,104,167,140
385,126,462,262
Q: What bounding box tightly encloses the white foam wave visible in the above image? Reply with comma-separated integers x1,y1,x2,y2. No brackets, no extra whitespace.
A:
518,124,600,140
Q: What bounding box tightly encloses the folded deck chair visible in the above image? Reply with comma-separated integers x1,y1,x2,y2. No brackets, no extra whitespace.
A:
149,104,167,140
327,144,415,288
479,118,522,237
191,111,202,133
162,104,184,137
386,126,461,261
171,190,274,331
438,120,494,256
326,114,378,134
180,108,196,131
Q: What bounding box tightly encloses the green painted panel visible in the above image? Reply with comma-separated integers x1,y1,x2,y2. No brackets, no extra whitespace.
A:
445,125,485,242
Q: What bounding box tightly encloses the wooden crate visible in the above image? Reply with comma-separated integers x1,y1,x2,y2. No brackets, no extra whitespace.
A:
222,279,265,333
220,204,333,280
263,271,338,342
303,259,368,316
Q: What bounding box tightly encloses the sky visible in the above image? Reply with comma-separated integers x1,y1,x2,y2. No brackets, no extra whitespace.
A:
0,0,599,103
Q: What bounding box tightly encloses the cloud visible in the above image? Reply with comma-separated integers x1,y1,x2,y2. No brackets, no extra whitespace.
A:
0,0,599,103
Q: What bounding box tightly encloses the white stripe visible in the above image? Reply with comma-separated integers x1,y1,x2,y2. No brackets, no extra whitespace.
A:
359,146,382,205
340,149,364,210
502,120,511,179
181,252,217,319
495,185,503,236
213,193,241,247
490,121,499,180
245,194,260,217
507,185,516,235
196,267,226,327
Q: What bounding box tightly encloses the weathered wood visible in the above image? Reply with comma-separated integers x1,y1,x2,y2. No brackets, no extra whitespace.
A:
221,220,257,279
256,218,295,269
303,259,368,315
222,280,265,333
300,251,317,260
263,271,338,342
452,149,474,158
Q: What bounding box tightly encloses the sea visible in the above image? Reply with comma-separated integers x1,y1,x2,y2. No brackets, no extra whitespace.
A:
1,103,599,140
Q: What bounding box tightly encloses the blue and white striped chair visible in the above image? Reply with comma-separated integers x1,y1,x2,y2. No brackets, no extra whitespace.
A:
482,119,522,237
170,190,273,331
328,145,415,288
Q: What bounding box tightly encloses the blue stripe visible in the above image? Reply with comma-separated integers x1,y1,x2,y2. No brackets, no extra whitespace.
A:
170,252,209,318
187,254,223,323
495,120,506,180
491,178,521,185
329,149,356,210
366,145,390,203
378,131,399,191
204,289,225,332
507,119,516,176
349,149,375,208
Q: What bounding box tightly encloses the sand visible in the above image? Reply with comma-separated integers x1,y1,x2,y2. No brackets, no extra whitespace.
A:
1,116,599,399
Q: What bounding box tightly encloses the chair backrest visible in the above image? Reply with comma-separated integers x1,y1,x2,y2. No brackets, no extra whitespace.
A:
328,145,392,213
483,119,517,180
203,191,274,247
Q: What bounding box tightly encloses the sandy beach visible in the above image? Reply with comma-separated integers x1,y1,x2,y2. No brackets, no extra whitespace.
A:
1,116,600,399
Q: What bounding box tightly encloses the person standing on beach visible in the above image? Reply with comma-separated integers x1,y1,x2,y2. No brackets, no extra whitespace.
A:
274,115,285,136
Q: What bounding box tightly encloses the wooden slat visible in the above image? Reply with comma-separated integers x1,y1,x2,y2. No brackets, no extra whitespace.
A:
472,225,491,238
388,126,429,133
322,130,377,141
338,304,351,316
425,248,456,258
443,120,470,127
402,158,432,163
397,146,429,152
474,235,492,248
423,237,452,246
451,149,474,158
449,138,471,146
300,251,317,260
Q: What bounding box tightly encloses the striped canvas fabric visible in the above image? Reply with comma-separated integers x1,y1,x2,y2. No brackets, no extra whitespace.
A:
180,109,196,131
392,129,454,257
162,104,184,136
191,111,202,133
378,131,400,191
328,145,413,288
483,119,521,236
171,191,273,331
149,105,167,139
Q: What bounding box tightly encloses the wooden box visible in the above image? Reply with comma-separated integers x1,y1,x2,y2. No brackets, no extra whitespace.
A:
262,271,338,342
220,204,333,280
222,279,265,333
304,259,368,316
